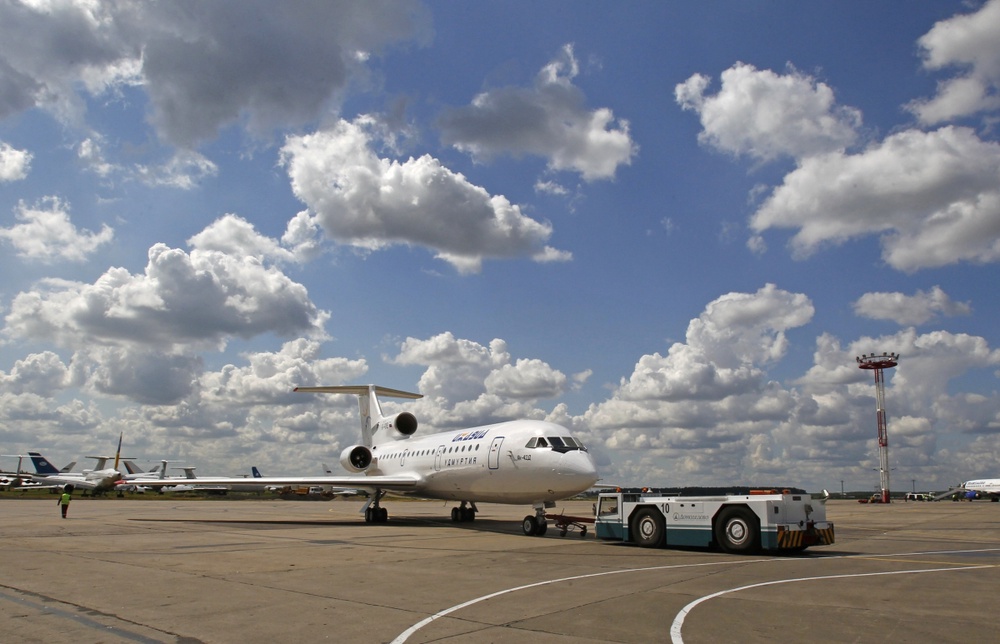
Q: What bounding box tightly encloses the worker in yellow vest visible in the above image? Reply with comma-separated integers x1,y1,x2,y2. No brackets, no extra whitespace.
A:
58,484,74,518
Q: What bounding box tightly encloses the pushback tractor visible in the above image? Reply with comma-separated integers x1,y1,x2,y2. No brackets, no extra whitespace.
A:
594,487,834,554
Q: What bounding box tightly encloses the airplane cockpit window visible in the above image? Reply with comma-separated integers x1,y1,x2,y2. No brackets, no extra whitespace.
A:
525,435,588,452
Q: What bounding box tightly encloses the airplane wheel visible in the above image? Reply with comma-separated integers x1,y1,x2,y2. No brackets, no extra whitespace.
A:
364,507,373,522
522,515,538,536
462,507,475,522
378,507,388,522
560,528,568,537
537,521,547,536
451,507,461,522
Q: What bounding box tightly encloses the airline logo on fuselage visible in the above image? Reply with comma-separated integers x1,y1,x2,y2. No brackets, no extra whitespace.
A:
452,429,490,442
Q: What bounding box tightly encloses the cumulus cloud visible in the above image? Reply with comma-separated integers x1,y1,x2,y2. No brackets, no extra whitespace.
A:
908,0,1000,124
853,286,972,326
611,284,814,405
4,231,328,353
0,141,31,180
0,1,429,148
200,339,368,406
576,286,1000,487
676,62,861,162
571,285,825,483
0,197,113,262
188,214,297,265
280,117,570,274
749,126,1000,271
135,150,218,189
438,44,637,181
1,214,333,406
387,332,567,427
0,351,70,396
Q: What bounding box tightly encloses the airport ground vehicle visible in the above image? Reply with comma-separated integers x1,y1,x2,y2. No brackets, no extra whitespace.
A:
593,487,834,554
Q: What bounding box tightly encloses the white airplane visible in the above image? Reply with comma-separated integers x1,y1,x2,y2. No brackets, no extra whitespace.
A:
957,478,1000,501
28,433,126,494
134,385,600,535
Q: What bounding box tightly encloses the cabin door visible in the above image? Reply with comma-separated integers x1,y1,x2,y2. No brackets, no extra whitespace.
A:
488,436,504,470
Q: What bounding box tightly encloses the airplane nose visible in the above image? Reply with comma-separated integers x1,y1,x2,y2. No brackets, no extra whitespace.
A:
561,450,599,486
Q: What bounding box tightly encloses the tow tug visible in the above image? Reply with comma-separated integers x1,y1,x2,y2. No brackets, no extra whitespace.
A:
593,486,834,554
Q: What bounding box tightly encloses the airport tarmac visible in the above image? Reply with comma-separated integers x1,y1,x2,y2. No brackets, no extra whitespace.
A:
0,496,997,643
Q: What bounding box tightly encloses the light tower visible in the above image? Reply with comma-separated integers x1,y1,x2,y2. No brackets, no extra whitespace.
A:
856,352,900,504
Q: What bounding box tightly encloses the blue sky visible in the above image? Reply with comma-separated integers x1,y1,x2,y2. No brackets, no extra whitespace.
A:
2,1,1000,493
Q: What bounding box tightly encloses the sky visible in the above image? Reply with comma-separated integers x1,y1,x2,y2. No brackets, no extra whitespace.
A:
2,1,1000,494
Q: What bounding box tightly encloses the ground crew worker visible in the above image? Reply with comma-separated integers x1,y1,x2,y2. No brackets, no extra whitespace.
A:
58,484,73,518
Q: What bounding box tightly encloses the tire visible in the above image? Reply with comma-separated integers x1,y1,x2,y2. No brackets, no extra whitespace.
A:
451,507,461,522
522,515,538,536
714,506,761,554
631,507,665,548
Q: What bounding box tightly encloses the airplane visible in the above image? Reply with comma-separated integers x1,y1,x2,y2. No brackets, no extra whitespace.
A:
2,454,79,490
28,433,126,495
955,478,1000,501
133,384,600,535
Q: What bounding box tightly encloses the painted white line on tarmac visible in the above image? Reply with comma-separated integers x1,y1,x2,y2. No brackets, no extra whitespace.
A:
392,547,1000,643
390,558,767,644
669,564,995,644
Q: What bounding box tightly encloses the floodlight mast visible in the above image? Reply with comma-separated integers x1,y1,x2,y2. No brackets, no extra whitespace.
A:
856,352,900,504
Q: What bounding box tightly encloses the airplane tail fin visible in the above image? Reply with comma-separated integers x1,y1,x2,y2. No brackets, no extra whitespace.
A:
252,466,262,478
60,461,77,473
293,385,422,447
121,460,144,475
113,432,123,471
28,452,62,475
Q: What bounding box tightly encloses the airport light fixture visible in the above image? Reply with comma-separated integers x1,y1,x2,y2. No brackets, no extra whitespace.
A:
857,352,900,504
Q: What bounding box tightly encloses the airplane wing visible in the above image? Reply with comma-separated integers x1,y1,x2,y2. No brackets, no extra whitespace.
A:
129,474,422,492
30,474,101,491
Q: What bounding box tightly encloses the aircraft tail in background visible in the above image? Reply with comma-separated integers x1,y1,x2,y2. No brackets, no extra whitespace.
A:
113,432,123,471
28,452,63,476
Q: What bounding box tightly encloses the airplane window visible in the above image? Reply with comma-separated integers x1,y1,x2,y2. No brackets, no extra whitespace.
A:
525,437,538,448
563,437,578,448
537,437,548,447
549,437,566,448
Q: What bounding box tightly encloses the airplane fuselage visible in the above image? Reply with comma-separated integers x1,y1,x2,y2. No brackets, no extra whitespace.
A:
963,478,1000,497
367,419,597,504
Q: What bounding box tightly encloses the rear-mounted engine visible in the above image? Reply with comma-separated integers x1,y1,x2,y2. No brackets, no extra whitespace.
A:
340,445,373,472
375,412,417,440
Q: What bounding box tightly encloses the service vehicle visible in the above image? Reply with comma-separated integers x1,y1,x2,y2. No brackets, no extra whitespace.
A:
594,487,834,554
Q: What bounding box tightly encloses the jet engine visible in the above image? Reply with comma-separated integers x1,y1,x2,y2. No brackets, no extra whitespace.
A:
374,412,418,441
340,445,373,473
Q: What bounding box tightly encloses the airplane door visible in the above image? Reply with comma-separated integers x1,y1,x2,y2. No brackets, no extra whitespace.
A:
434,445,445,471
488,436,504,470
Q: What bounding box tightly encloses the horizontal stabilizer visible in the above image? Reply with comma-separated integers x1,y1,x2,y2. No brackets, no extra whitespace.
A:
293,385,422,400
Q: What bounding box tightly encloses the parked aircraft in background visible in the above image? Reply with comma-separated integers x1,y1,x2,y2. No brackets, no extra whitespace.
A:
958,478,1000,501
134,385,600,535
28,433,125,494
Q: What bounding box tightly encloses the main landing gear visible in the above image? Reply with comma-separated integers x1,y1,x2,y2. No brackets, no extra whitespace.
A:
451,501,477,522
364,490,389,523
521,504,549,536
